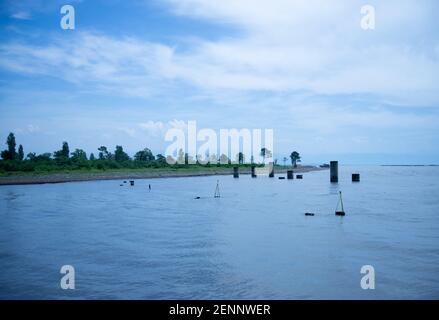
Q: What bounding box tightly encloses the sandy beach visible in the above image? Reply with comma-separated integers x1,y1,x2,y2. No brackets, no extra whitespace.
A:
0,166,325,186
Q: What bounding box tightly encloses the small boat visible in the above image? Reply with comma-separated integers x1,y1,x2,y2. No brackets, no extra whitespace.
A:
335,191,346,216
320,163,330,168
305,212,315,216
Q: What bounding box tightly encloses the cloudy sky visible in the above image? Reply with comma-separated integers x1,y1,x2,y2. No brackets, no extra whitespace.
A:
0,0,438,164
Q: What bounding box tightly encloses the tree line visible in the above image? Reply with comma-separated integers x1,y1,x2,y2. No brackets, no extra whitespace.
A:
0,132,301,173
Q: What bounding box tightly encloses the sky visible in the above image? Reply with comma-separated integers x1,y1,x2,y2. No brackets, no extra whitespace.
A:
0,0,438,164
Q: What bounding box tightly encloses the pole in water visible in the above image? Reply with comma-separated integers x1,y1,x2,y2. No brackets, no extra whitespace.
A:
148,184,151,192
330,161,339,183
233,167,239,178
214,180,221,198
335,191,346,216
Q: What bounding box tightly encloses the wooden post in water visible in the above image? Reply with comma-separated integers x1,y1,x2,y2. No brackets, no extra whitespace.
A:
330,161,338,183
233,166,239,178
269,162,274,178
287,170,294,179
251,165,257,178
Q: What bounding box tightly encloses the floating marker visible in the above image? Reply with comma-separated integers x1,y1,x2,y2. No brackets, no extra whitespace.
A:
278,177,285,180
214,180,221,198
296,175,303,179
305,213,315,216
335,191,346,216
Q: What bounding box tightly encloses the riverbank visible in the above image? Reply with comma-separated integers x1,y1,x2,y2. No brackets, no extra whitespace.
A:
0,165,325,186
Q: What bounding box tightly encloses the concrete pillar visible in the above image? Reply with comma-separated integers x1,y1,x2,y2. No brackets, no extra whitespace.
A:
352,173,360,182
330,161,338,183
287,170,294,179
268,162,274,178
130,180,135,186
233,166,239,178
251,165,257,178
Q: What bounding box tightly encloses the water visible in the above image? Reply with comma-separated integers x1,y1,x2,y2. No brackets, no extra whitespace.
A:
1,166,439,299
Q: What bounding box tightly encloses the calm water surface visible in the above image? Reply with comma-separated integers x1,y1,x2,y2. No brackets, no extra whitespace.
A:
1,166,439,299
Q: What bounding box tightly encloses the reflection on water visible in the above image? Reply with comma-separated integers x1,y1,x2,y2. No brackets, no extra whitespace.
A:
0,166,439,299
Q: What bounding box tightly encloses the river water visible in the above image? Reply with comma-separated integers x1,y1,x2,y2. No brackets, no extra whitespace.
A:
1,166,438,299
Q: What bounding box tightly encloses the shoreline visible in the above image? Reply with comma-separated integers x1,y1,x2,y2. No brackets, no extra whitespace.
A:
0,166,325,186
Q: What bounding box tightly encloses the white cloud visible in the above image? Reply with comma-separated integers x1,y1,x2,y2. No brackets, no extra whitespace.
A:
138,121,165,136
1,0,438,103
11,11,31,20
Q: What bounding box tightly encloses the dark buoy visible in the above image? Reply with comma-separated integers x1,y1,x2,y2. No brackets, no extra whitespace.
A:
352,173,360,182
119,184,123,186
305,212,315,216
335,191,346,216
123,181,127,184
278,177,285,180
130,180,134,186
296,174,303,179
194,196,201,199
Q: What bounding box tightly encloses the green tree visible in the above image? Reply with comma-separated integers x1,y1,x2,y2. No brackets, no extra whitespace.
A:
1,132,17,160
98,146,111,160
26,152,37,160
290,151,301,168
18,145,24,161
114,145,130,161
260,148,272,164
156,154,167,165
237,152,245,165
134,148,155,162
89,153,95,161
71,149,87,162
54,142,70,160
219,154,229,164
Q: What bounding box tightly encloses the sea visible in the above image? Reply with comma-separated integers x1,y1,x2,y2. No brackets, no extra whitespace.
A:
0,165,438,299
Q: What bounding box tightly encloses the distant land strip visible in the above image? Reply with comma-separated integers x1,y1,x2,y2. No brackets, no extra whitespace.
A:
0,166,325,186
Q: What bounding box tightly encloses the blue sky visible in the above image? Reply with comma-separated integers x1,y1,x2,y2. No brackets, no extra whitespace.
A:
0,0,438,164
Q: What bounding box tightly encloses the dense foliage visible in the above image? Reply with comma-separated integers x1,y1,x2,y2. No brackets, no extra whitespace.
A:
0,133,283,174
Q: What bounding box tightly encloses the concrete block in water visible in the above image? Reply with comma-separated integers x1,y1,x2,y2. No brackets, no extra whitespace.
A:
296,175,303,179
233,167,239,178
287,170,294,179
352,173,360,182
330,161,338,183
